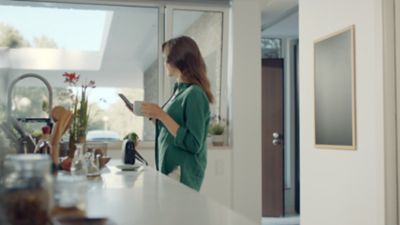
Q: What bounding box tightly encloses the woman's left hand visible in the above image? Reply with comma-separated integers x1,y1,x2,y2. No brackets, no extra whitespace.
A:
141,102,165,120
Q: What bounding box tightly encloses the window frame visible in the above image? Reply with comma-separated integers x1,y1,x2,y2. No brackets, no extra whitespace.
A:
149,4,230,147
163,5,229,120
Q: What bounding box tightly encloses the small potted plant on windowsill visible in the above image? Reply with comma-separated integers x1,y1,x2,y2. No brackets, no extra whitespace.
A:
123,132,140,147
208,119,225,146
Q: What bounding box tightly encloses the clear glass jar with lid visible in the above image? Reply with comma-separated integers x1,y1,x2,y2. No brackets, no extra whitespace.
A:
2,154,53,225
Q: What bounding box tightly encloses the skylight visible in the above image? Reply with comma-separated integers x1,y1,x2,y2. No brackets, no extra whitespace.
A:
0,5,109,51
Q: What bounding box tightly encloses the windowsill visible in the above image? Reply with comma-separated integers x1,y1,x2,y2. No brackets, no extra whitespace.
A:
136,141,231,151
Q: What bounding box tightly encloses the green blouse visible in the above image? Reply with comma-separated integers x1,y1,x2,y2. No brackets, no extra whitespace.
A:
155,82,210,191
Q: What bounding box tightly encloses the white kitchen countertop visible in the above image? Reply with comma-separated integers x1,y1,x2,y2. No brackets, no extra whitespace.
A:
85,160,258,225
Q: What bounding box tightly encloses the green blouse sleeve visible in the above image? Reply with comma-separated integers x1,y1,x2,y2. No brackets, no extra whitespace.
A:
174,88,209,154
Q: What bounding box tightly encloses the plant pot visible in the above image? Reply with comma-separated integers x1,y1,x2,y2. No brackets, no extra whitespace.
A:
211,135,224,146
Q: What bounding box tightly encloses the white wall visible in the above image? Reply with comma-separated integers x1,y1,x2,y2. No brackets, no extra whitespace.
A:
229,0,262,223
299,1,386,225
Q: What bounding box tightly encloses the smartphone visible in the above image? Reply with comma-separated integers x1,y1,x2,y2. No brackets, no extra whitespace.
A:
118,93,133,111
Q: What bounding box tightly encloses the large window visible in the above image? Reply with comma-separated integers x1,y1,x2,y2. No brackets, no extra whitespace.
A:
0,1,228,146
0,1,160,142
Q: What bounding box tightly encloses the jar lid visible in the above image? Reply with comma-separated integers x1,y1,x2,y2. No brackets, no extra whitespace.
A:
4,154,51,172
5,154,51,162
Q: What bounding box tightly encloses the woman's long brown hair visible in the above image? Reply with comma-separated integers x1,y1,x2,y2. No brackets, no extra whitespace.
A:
162,36,214,103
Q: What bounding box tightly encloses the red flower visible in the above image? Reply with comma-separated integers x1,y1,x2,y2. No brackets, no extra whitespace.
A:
63,72,80,84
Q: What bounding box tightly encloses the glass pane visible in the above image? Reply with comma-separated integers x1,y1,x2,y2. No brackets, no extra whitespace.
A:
0,4,107,51
0,1,159,143
172,9,223,116
10,78,51,135
261,38,282,58
11,78,50,119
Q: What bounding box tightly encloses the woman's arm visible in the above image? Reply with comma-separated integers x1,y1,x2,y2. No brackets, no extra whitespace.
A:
141,89,209,154
173,92,209,154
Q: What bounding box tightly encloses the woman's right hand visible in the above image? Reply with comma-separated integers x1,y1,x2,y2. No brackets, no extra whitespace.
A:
141,102,180,137
141,102,166,120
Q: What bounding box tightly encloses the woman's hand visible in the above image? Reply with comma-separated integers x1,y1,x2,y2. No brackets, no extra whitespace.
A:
141,102,180,137
141,102,166,120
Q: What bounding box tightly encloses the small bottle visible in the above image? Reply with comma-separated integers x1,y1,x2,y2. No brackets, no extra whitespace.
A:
34,126,52,154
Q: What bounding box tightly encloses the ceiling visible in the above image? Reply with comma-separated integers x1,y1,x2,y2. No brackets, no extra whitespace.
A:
260,0,299,38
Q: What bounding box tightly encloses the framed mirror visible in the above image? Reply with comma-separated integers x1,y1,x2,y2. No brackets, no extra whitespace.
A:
314,25,356,150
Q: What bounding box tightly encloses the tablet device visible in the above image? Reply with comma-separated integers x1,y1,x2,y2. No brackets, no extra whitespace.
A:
118,93,133,111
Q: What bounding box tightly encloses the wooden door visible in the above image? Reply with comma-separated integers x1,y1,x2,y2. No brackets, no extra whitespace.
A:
262,58,284,217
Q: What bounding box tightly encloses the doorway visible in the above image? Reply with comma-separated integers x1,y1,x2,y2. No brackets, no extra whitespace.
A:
262,58,284,217
261,39,300,221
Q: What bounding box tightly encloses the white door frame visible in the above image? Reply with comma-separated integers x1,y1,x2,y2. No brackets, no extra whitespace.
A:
395,0,400,223
383,0,398,224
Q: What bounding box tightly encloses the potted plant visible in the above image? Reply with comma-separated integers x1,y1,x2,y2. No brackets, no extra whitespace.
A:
61,72,95,152
208,120,225,146
123,132,140,147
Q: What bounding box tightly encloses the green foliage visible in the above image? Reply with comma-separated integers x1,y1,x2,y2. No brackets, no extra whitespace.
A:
41,100,48,113
123,132,139,146
0,22,30,48
208,122,225,135
69,93,90,142
0,23,58,49
78,90,89,138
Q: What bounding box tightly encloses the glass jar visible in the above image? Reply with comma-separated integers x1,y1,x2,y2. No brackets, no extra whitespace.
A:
85,151,100,177
71,143,87,176
2,154,53,225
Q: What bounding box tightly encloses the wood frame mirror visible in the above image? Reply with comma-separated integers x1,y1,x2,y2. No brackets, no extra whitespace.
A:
314,25,356,150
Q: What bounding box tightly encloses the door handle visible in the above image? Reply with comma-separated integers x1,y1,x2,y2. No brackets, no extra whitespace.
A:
272,132,281,139
272,132,283,146
272,139,282,146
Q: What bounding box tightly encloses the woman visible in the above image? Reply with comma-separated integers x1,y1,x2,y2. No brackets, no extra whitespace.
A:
140,36,214,191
